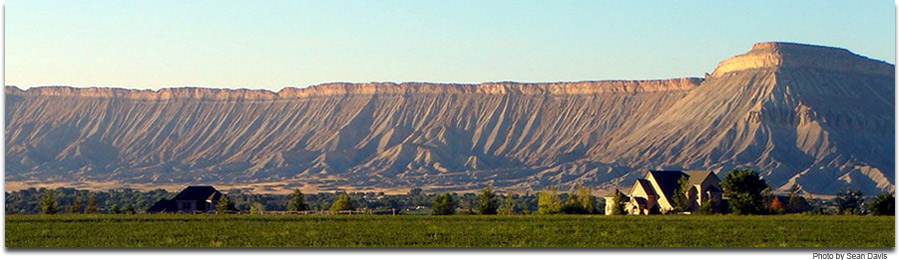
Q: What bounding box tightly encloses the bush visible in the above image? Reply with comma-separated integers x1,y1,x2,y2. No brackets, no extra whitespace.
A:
868,193,894,216
835,187,864,215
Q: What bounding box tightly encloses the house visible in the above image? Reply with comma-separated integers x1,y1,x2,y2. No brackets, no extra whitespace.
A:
604,170,723,215
147,186,223,213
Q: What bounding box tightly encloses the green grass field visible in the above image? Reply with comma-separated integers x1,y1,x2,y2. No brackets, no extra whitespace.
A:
5,214,894,247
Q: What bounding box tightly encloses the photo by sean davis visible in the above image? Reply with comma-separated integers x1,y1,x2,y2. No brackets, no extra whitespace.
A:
2,0,895,257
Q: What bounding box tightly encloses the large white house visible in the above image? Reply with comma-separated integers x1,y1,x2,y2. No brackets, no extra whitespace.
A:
604,170,723,215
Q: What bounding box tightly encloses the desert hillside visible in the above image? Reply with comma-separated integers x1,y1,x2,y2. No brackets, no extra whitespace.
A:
5,42,894,194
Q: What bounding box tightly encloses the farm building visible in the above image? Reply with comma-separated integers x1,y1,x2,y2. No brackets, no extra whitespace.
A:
604,170,723,215
147,186,223,213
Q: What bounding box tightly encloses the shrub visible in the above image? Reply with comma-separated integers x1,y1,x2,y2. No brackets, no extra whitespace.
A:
868,193,894,216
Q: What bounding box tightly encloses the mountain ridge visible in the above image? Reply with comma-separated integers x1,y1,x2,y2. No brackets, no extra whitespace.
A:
5,78,703,100
5,42,895,194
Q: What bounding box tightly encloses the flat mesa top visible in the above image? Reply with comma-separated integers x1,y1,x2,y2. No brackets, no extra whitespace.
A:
711,42,893,77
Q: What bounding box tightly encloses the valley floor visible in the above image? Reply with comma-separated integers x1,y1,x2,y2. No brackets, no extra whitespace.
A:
4,214,894,247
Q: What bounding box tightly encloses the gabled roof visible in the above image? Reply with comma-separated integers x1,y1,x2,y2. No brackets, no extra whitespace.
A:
172,186,222,201
647,170,719,201
646,170,686,202
633,179,657,196
684,170,718,185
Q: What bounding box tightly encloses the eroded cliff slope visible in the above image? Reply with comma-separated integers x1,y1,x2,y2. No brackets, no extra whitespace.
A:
5,42,894,194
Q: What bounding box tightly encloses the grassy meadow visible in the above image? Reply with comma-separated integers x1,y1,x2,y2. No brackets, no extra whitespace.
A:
5,214,893,247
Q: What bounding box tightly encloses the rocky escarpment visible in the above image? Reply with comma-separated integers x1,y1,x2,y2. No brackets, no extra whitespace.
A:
4,42,895,194
6,79,700,193
12,78,701,100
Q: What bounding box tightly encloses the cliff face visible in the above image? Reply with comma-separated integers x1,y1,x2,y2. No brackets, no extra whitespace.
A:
5,42,895,194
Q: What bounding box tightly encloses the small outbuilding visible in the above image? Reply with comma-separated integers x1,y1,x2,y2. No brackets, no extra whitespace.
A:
147,186,223,213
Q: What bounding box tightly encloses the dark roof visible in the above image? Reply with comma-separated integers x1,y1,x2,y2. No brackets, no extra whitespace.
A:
172,186,222,201
631,197,648,206
634,179,657,196
147,199,175,213
647,170,719,202
646,170,687,202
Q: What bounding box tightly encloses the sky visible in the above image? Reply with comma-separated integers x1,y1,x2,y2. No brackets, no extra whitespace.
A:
4,0,896,90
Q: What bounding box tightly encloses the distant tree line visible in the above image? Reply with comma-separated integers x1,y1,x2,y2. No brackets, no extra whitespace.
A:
5,173,893,216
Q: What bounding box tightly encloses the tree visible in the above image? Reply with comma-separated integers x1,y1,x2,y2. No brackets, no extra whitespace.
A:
432,193,455,215
721,169,769,215
250,198,266,215
786,184,809,213
330,193,354,213
216,195,235,213
40,189,58,214
287,189,307,212
86,193,99,214
836,187,864,215
476,186,499,215
111,205,121,214
769,197,786,214
560,192,583,214
537,186,562,214
577,185,595,214
610,189,626,215
868,193,895,216
497,193,519,215
124,203,136,214
670,175,692,212
70,193,84,214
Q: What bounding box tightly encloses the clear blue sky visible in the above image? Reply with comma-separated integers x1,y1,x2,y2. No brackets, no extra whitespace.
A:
5,0,895,90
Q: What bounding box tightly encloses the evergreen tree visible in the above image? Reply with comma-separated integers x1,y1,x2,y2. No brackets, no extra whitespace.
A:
577,185,595,214
432,193,455,215
497,193,519,215
330,193,354,213
287,189,307,212
721,169,769,215
85,193,99,214
475,185,499,215
111,205,121,214
537,186,562,214
70,193,84,214
40,189,58,215
216,195,235,213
